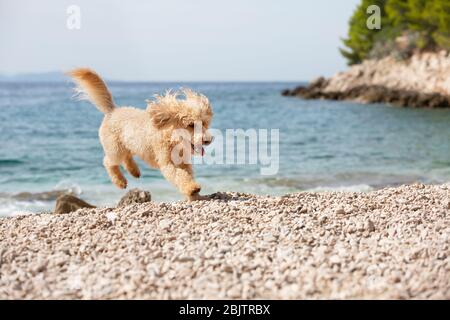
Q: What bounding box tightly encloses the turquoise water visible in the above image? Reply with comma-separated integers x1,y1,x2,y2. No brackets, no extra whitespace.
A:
1,81,449,216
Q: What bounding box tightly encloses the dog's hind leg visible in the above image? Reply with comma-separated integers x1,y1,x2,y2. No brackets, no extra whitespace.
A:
99,123,128,189
103,156,127,189
123,154,141,178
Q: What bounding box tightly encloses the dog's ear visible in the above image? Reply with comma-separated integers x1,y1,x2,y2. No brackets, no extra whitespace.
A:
147,103,175,128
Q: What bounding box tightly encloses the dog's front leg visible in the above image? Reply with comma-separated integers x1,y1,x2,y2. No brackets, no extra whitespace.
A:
159,163,205,201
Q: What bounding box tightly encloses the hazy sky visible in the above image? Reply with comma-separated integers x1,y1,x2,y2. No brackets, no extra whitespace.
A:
0,0,360,81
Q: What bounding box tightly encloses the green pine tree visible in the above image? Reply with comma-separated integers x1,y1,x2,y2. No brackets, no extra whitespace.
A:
340,0,388,65
341,0,450,65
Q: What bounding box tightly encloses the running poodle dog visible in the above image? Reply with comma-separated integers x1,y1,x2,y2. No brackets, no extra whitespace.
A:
68,68,213,201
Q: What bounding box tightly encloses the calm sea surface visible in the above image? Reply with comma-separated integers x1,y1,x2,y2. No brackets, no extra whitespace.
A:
1,81,449,216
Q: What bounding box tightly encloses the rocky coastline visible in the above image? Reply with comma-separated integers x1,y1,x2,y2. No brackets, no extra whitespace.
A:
283,51,450,108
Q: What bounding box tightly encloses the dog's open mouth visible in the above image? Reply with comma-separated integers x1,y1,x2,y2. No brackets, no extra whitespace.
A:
191,143,205,156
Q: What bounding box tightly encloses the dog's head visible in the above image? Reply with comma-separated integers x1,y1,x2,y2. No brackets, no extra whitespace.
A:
147,88,213,156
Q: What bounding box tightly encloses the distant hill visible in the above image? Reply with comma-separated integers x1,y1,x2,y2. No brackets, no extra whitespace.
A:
0,71,67,83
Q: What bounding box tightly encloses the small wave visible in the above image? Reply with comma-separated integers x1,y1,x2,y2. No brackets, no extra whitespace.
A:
0,181,82,203
0,187,78,216
12,189,76,201
0,181,87,216
0,198,50,217
54,180,82,195
0,159,24,166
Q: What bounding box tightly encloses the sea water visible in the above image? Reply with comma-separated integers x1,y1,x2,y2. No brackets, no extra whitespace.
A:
1,81,449,216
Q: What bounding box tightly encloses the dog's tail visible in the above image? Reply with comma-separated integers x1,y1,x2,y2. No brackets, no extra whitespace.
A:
67,68,116,114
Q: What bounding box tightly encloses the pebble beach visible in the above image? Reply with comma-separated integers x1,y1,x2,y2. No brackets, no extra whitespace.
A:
0,183,449,299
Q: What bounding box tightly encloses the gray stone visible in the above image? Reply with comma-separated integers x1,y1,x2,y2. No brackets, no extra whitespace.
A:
117,188,151,207
54,194,95,214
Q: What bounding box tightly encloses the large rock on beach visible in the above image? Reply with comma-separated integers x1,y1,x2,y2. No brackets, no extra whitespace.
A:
54,194,96,214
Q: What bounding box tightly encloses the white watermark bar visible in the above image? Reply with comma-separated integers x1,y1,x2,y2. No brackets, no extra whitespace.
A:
66,5,81,30
171,124,280,176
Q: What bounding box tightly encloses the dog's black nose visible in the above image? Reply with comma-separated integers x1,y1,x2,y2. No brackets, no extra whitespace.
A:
203,136,214,145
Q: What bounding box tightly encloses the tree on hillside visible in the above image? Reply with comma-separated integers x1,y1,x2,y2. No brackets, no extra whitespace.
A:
341,0,450,65
340,0,388,65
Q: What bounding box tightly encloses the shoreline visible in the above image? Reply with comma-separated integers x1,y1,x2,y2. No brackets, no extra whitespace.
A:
1,178,446,217
283,51,450,108
1,183,449,299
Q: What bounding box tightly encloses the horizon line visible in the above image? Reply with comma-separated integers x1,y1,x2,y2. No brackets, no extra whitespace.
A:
0,79,308,84
0,71,310,84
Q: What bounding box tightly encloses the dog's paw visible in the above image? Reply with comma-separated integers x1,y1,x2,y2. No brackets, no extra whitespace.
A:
113,178,127,189
187,183,201,196
130,168,141,178
186,183,209,201
188,193,209,202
